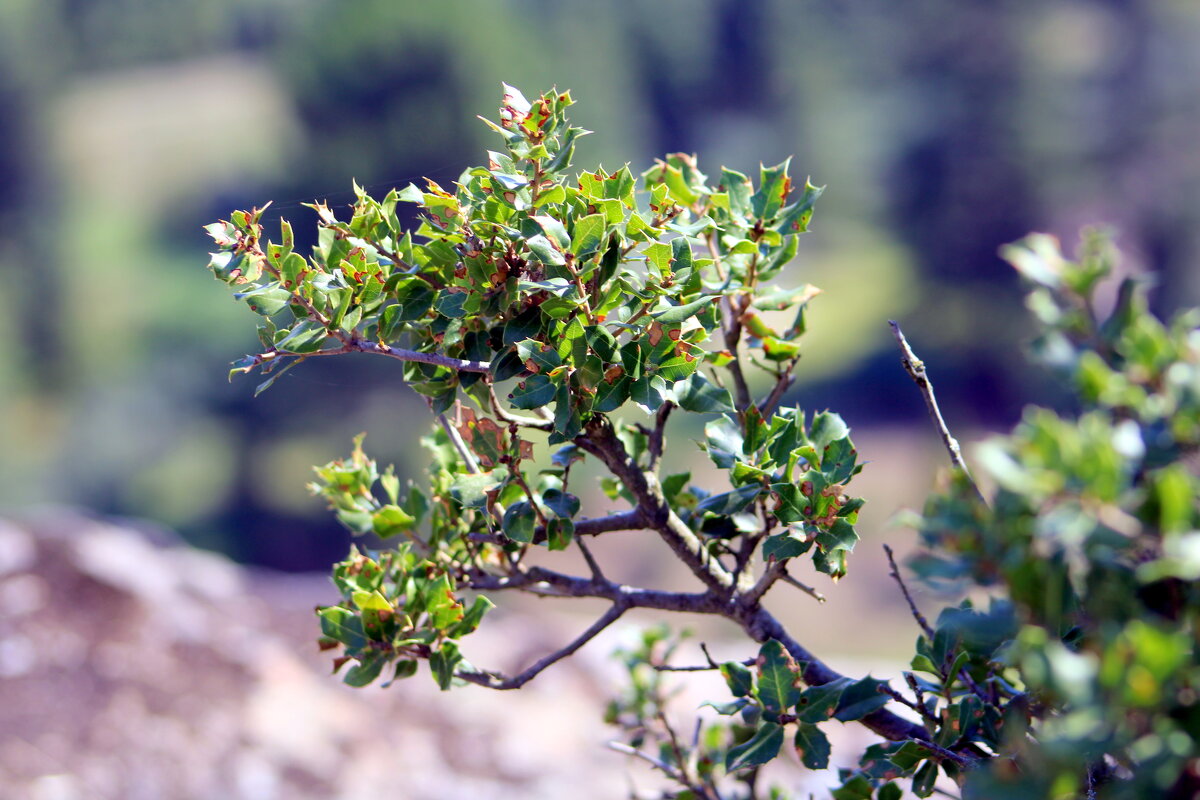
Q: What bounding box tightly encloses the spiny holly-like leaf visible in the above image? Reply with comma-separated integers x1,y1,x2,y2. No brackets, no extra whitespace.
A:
833,676,890,722
721,660,754,697
794,723,832,770
755,640,801,719
725,722,783,772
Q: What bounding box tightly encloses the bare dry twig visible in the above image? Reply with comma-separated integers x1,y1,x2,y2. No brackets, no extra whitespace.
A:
888,321,986,503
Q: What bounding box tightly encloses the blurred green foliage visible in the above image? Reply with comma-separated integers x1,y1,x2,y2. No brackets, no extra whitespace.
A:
4,0,1200,569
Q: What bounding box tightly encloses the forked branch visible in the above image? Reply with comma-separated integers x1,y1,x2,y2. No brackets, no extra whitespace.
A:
457,603,628,690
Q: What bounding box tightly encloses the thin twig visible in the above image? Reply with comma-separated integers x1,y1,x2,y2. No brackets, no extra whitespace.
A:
888,321,985,503
607,741,686,782
883,543,934,640
912,738,972,768
780,570,826,603
457,603,627,689
576,536,606,583
653,657,754,673
489,382,553,429
879,683,933,720
757,354,801,418
249,339,491,374
647,402,674,470
886,544,991,705
439,412,480,474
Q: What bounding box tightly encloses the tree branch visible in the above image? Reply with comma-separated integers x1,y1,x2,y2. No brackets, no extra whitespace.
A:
740,559,787,608
647,401,674,471
253,339,492,374
780,569,826,604
575,415,735,595
467,509,648,547
439,411,480,474
457,603,627,689
883,543,934,641
465,565,727,615
757,355,801,419
355,339,491,373
741,605,929,742
888,321,985,503
489,382,553,429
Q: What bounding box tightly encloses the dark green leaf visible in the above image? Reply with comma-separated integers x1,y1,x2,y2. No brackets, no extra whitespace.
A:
510,374,557,409
725,722,783,772
695,484,760,516
527,233,566,266
793,723,831,770
762,531,812,561
756,640,801,719
570,213,607,257
503,501,537,543
429,641,463,690
721,660,754,697
651,296,713,324
449,470,501,509
833,677,889,722
705,416,745,468
796,677,852,723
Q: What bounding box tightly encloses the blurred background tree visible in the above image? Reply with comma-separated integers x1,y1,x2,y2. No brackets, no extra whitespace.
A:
4,0,1200,572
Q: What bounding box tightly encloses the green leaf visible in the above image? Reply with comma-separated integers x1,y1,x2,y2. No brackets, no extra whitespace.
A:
651,296,713,324
752,158,792,220
675,372,734,413
517,338,562,374
587,325,618,361
557,317,588,365
447,596,495,638
719,168,753,218
541,488,580,519
429,641,463,690
235,284,292,316
815,519,859,556
449,470,501,509
570,213,607,257
510,374,557,409
644,242,673,276
372,505,416,538
318,606,367,650
545,517,574,550
435,290,469,319
695,484,760,516
755,640,801,719
912,760,939,798
762,532,812,561
796,677,852,723
705,416,745,468
593,374,630,412
793,723,831,770
773,180,824,234
630,375,668,412
502,501,537,543
527,233,566,266
343,653,386,687
721,660,754,697
833,677,889,722
504,306,544,346
530,215,571,250
725,722,783,772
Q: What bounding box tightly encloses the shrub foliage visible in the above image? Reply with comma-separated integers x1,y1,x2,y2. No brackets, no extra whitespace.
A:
206,86,1200,798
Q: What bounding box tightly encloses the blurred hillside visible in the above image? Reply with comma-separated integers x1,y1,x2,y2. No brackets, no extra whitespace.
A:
3,0,1200,569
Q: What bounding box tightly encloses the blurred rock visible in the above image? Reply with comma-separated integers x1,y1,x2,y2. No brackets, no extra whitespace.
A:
0,512,628,800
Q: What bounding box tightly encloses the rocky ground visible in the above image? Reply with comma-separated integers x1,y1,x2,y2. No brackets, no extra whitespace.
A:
0,508,913,800
0,512,645,800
